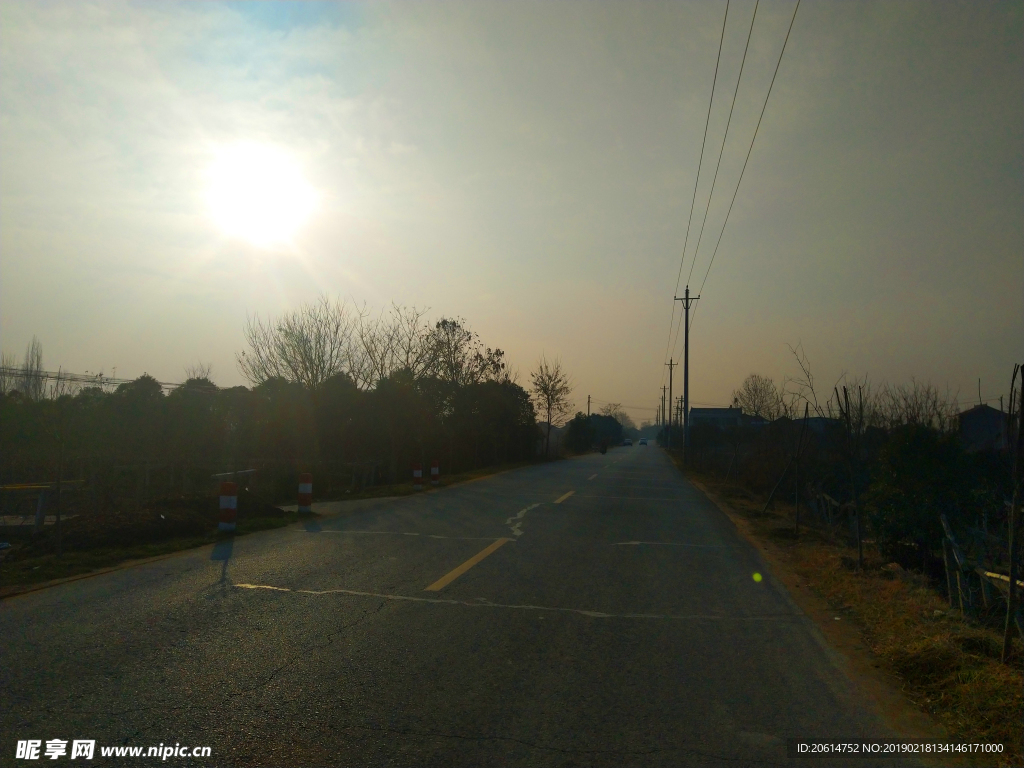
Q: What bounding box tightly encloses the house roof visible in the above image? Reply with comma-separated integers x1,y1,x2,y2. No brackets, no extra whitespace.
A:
959,403,1003,419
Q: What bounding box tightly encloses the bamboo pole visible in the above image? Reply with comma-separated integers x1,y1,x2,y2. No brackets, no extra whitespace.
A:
1003,365,1022,662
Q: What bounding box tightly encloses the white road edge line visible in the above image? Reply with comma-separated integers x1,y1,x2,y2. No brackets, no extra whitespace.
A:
233,584,799,621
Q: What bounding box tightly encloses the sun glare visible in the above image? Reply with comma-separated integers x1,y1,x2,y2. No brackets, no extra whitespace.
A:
205,143,319,248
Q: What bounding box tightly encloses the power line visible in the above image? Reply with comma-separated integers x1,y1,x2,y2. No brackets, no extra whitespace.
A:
662,0,731,389
684,0,759,290
671,0,759,363
593,397,732,410
691,0,801,331
0,366,193,392
590,399,660,412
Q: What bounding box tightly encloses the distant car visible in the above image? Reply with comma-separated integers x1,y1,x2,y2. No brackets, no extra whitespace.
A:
623,438,633,446
638,438,648,446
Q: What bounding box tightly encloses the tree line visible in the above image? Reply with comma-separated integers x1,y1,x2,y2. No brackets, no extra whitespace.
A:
682,355,1018,576
0,297,581,509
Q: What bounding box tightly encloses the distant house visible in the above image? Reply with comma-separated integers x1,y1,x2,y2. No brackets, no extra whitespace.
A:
959,404,1011,453
740,413,769,429
802,416,843,436
689,407,742,430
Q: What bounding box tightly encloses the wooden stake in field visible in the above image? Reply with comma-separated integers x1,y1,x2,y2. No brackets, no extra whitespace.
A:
794,402,809,535
837,386,863,570
1003,363,1023,663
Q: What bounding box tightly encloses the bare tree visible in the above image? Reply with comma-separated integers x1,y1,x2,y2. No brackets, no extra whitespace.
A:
47,367,79,400
358,303,431,386
425,317,511,386
20,336,44,400
599,403,636,431
530,356,573,458
236,295,365,390
184,361,214,383
732,374,786,420
873,379,959,431
0,351,17,394
784,343,851,419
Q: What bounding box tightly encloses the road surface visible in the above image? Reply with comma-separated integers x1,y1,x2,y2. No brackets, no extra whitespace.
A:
2,446,921,766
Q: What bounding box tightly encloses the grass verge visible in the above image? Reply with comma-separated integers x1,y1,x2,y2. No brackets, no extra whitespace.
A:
0,460,535,593
309,460,539,502
0,511,309,593
673,457,1021,768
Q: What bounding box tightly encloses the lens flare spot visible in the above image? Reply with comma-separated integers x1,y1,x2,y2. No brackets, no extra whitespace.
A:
752,572,763,582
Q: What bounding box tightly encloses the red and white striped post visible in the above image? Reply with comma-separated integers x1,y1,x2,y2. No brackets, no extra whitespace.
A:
218,481,238,532
412,464,423,490
430,460,439,486
298,473,313,513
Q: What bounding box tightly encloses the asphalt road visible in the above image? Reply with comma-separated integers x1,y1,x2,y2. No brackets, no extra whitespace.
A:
2,446,922,767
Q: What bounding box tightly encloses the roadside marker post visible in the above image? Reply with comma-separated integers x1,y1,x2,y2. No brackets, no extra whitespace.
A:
430,460,439,486
218,482,238,532
413,464,423,490
298,473,313,513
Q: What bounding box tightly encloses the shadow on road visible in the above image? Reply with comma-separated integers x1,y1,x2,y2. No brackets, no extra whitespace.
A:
210,538,233,587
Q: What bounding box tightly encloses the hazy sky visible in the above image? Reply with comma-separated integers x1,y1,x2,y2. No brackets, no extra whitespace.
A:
2,0,1021,422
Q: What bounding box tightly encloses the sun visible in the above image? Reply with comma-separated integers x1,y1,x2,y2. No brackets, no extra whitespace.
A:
205,143,319,248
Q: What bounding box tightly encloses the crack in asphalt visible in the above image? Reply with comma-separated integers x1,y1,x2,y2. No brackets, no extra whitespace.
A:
228,600,389,697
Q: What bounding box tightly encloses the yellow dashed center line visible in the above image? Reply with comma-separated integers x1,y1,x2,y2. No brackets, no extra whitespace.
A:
587,474,597,481
424,538,511,591
554,490,575,504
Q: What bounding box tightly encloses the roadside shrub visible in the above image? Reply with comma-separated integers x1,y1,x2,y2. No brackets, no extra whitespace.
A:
563,412,594,454
865,424,972,558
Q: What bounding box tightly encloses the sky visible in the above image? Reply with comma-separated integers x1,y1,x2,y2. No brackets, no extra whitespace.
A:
1,0,1021,423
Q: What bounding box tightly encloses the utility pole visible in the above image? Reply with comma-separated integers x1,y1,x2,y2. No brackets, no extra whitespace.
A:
661,385,667,432
674,286,700,462
665,360,677,448
587,395,591,417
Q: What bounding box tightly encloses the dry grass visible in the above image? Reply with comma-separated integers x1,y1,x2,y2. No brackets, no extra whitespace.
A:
791,546,1021,764
681,462,1022,767
314,460,538,502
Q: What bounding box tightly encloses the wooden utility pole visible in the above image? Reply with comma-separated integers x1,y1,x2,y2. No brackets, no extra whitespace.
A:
674,287,699,462
661,385,667,431
665,359,677,448
587,395,591,417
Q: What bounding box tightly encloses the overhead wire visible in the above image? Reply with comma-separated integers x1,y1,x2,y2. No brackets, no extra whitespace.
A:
661,0,731,390
684,0,760,290
690,0,801,331
669,0,759,363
